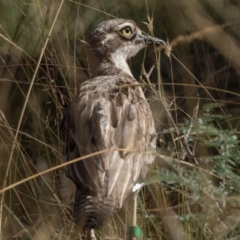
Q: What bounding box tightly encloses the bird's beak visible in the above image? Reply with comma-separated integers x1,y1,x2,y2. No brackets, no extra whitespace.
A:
142,35,166,46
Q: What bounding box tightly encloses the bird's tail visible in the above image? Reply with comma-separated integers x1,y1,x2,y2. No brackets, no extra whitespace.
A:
74,188,115,230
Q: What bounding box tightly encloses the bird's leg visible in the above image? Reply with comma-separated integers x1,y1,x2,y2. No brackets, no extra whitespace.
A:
88,229,97,240
128,194,142,239
132,194,137,226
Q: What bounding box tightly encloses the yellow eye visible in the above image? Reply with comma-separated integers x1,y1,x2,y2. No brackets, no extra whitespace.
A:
121,27,132,37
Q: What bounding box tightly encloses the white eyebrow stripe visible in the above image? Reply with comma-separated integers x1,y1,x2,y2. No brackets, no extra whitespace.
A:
118,22,134,29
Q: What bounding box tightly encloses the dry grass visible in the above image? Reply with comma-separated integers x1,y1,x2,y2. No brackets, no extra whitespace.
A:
1,0,240,239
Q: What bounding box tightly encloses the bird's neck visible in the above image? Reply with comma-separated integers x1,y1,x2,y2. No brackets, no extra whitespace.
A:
109,51,133,77
87,50,133,78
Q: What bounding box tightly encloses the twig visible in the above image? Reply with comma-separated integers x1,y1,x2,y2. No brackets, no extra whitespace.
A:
0,1,64,238
157,21,237,50
142,65,199,165
0,147,143,195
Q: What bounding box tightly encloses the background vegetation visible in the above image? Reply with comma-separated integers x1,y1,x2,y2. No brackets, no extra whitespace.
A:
0,0,240,239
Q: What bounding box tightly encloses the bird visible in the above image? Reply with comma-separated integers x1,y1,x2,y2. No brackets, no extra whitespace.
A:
59,18,165,235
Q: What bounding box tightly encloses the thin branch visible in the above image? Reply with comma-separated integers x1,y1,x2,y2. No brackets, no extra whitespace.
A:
142,65,199,165
0,1,64,237
0,147,144,195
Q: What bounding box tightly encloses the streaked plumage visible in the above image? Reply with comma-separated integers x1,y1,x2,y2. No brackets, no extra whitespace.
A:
59,18,165,231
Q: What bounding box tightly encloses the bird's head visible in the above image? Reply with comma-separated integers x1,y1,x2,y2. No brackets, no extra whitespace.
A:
87,19,165,77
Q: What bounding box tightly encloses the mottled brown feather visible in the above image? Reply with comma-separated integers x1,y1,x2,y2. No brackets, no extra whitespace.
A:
58,18,159,231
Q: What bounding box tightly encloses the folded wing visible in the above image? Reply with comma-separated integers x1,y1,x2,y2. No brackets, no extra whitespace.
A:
61,75,156,209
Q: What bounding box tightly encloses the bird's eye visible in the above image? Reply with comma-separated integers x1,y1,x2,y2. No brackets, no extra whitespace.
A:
121,27,132,37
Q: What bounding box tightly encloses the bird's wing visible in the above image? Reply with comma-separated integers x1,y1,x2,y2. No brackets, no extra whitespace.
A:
61,76,156,207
